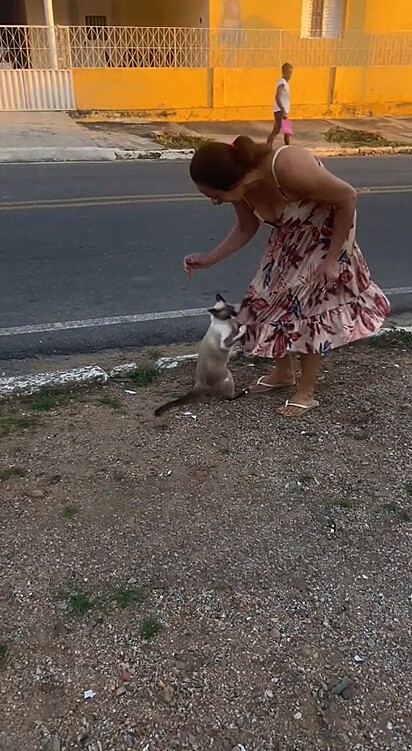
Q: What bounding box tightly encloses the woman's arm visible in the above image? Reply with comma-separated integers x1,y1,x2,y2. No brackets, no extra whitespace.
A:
184,201,260,274
278,148,357,263
209,201,260,264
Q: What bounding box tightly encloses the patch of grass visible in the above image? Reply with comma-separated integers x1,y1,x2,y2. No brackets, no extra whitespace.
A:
323,126,404,148
0,466,26,481
368,330,412,350
113,586,148,609
139,614,163,641
0,414,39,437
62,505,78,519
97,395,122,411
28,392,70,411
66,589,94,615
128,366,159,388
0,641,8,667
154,132,209,150
382,502,411,523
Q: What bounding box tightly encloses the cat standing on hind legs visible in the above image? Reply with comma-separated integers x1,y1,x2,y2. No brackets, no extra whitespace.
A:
154,294,247,417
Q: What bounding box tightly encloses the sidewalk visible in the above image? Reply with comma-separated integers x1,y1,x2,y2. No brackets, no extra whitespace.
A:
1,112,412,162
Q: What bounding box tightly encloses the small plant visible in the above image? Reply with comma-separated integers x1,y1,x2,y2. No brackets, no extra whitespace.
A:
139,614,163,641
323,126,403,148
128,366,159,387
0,641,8,666
62,505,78,519
113,586,147,609
337,499,353,510
66,589,93,615
213,582,230,593
146,348,161,360
97,395,122,411
0,466,26,481
112,468,125,482
298,472,315,484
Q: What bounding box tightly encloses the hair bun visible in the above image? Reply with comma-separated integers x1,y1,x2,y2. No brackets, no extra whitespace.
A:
232,135,256,169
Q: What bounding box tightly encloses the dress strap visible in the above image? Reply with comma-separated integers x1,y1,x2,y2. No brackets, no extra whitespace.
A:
271,146,290,200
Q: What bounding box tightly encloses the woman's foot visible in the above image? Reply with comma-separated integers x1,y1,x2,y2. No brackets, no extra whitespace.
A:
249,366,296,394
278,393,319,417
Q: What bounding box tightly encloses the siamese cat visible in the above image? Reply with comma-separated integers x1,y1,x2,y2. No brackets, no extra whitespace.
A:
154,294,247,417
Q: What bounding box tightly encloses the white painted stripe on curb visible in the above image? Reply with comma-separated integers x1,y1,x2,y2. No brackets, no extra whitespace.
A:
0,365,108,399
0,287,411,339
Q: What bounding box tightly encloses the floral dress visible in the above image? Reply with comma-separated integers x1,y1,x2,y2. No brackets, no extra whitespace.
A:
238,148,391,358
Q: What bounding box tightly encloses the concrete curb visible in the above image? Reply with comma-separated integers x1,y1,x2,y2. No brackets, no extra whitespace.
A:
1,144,411,164
0,327,410,400
0,146,194,164
0,147,118,163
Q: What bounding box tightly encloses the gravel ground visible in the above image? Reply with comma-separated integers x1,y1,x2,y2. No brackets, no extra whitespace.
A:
0,337,411,751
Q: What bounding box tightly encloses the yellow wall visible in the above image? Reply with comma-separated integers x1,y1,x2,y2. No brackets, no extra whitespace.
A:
72,64,412,119
346,0,412,31
72,68,209,111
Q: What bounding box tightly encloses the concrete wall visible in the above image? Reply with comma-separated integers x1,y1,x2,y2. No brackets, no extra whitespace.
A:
72,64,412,119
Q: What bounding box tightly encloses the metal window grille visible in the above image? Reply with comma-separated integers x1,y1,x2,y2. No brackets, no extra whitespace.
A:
310,0,324,38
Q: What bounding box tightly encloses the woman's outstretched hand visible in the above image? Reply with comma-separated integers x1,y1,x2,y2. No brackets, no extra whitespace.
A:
183,252,214,277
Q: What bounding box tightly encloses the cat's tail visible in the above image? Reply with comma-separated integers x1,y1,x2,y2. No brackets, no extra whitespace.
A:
154,390,198,417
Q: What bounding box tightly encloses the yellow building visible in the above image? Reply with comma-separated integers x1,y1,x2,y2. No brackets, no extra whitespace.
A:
0,0,411,118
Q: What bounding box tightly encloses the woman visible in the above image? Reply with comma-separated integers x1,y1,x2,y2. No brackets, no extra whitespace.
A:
184,137,390,417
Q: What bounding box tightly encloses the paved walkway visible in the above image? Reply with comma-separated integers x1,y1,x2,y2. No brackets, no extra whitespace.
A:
1,112,412,161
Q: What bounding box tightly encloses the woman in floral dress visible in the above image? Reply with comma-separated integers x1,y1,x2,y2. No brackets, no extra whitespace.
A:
184,137,390,417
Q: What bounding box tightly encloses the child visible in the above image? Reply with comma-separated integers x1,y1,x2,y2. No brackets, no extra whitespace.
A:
267,62,293,147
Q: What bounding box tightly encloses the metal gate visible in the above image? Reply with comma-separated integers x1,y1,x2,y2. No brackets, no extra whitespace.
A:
0,25,74,111
0,68,74,110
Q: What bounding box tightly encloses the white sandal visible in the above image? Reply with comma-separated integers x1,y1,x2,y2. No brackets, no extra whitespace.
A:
249,375,296,394
279,398,320,416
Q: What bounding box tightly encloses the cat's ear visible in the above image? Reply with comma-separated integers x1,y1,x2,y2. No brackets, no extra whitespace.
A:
216,293,225,302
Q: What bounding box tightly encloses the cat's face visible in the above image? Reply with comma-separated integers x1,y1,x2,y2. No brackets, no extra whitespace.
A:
208,293,237,320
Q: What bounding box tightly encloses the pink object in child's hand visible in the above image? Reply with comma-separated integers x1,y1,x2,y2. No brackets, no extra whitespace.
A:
280,118,293,136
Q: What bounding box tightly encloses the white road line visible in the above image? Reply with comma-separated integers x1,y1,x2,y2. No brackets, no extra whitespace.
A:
0,286,411,338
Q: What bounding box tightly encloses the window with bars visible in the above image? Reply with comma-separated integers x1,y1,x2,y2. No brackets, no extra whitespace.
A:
85,14,107,42
301,0,345,39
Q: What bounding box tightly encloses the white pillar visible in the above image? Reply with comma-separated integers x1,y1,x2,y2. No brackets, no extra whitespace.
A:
43,0,58,69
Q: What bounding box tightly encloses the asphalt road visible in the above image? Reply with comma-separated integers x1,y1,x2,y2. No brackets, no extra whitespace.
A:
1,156,412,361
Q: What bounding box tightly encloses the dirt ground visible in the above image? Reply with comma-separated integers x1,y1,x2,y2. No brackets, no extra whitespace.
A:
0,337,411,751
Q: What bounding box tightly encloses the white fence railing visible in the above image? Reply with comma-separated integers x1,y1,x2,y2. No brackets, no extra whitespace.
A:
1,26,412,70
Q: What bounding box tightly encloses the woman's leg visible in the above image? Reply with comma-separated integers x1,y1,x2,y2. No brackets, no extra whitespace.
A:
278,353,322,416
249,353,296,392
